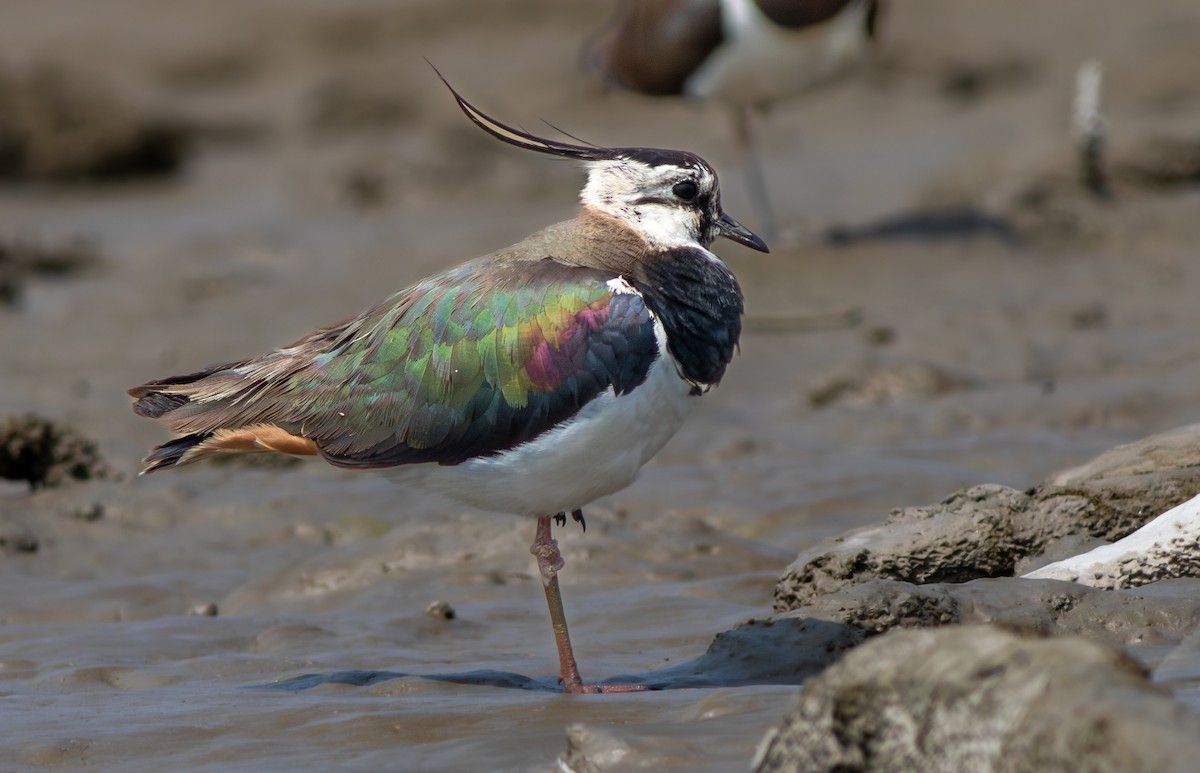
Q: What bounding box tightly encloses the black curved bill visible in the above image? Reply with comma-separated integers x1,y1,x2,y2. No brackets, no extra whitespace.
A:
718,212,770,253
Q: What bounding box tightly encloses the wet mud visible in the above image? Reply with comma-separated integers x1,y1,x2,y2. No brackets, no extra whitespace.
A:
2,0,1200,770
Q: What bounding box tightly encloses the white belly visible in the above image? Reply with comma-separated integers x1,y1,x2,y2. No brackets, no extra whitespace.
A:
686,0,873,107
387,347,697,517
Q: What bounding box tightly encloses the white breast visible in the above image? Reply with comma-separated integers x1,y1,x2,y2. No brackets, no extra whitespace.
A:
686,0,874,107
387,318,697,517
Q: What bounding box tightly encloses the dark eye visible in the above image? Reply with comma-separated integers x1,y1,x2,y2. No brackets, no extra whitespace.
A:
672,181,699,202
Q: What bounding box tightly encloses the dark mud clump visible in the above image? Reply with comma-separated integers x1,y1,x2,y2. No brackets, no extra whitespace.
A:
0,64,189,182
0,414,110,490
0,531,39,555
0,238,100,305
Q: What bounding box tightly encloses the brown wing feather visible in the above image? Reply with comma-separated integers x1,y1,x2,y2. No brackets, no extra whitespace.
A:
754,0,857,29
586,0,723,96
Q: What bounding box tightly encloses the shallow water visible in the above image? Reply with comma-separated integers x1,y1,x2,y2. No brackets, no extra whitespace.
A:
4,0,1200,770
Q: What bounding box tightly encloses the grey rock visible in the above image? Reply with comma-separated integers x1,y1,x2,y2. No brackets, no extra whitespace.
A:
1014,533,1109,574
775,423,1200,611
774,484,1027,611
785,577,1200,648
1043,423,1200,490
1028,423,1200,549
753,625,1200,773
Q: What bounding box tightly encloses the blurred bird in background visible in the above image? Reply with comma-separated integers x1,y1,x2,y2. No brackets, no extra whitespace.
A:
586,0,883,239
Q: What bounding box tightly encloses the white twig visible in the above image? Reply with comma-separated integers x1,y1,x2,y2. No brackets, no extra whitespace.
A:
1072,59,1108,196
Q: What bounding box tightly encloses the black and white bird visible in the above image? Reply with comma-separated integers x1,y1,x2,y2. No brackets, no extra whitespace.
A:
587,0,883,237
128,75,768,694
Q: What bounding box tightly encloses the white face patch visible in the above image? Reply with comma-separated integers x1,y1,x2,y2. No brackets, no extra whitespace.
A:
581,158,720,250
630,201,703,250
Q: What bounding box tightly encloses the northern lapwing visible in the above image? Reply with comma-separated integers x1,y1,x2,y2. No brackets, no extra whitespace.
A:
586,0,882,238
128,74,768,694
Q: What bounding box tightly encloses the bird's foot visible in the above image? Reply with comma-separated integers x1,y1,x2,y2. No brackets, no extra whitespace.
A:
552,509,587,531
533,514,644,695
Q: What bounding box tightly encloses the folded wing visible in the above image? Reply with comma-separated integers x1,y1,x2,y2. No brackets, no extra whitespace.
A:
130,258,660,471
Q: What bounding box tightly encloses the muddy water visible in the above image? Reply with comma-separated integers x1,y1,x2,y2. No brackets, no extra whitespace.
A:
4,0,1200,770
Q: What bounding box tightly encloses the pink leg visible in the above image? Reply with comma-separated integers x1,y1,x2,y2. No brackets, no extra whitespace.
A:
530,515,646,694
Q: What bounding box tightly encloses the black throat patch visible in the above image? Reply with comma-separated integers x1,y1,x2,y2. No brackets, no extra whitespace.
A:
629,247,743,390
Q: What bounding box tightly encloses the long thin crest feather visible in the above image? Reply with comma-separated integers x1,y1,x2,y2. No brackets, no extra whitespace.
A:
539,118,599,149
429,62,608,161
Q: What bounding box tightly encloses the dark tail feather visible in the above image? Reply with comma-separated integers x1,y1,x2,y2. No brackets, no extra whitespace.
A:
130,390,190,419
128,361,246,419
141,433,212,474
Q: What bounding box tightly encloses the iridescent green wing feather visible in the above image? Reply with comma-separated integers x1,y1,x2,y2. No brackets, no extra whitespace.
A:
131,257,659,468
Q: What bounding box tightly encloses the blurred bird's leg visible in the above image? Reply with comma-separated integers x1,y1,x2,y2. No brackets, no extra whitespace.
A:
732,105,779,242
531,515,646,694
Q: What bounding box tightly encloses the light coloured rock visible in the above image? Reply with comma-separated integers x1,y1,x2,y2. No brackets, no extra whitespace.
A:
1047,422,1200,485
1025,493,1200,588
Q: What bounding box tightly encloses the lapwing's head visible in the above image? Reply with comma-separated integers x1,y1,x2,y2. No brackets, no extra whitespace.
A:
439,74,769,255
577,148,769,253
